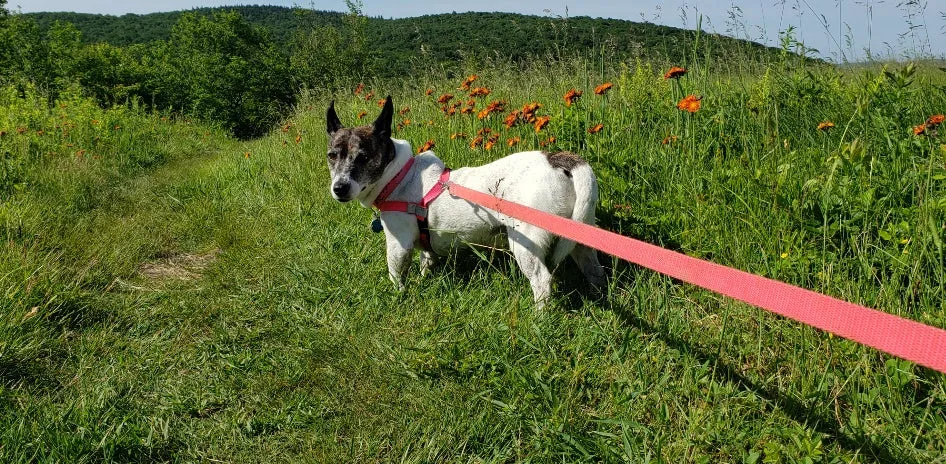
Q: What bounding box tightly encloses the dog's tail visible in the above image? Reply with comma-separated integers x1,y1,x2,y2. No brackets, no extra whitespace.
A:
548,154,598,266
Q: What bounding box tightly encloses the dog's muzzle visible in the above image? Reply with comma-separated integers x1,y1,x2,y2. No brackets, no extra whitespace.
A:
331,179,361,202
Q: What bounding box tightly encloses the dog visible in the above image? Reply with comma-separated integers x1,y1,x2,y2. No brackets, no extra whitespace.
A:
326,96,606,308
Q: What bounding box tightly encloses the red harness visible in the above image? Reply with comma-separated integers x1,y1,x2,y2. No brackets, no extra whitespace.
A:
372,157,451,251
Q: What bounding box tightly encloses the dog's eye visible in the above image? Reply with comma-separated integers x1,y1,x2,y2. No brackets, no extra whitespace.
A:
327,151,338,160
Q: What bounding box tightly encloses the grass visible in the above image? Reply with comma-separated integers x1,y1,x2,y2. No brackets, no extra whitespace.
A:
1,54,945,462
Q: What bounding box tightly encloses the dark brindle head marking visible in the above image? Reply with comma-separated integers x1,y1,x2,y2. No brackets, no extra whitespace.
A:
326,97,396,201
544,151,586,178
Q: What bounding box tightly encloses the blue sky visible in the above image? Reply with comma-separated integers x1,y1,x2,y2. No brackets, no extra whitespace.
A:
13,1,946,61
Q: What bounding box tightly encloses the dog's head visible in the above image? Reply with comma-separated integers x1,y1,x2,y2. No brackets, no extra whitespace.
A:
325,96,396,202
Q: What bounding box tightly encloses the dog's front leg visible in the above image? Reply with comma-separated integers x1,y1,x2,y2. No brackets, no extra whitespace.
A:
386,240,412,289
382,213,419,289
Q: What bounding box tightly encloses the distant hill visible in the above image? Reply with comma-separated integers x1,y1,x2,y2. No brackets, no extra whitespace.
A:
25,6,786,71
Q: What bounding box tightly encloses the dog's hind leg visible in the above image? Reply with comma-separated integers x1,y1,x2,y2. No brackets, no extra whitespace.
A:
571,244,606,287
507,224,555,308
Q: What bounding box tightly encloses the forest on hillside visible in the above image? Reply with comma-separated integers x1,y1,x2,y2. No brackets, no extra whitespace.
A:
5,3,791,138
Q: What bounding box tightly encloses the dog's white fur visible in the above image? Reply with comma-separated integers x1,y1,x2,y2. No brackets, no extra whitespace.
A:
328,100,605,308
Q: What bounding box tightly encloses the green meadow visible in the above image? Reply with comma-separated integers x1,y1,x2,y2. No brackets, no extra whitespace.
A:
2,5,946,463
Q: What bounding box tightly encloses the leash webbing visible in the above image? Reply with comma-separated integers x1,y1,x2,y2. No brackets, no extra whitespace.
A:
445,181,946,374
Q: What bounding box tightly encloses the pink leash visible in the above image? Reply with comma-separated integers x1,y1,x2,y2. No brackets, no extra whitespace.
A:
445,181,946,374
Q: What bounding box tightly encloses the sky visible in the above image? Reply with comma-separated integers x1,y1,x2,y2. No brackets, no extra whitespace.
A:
13,1,946,62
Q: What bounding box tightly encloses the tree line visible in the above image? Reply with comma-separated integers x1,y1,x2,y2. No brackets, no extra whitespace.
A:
3,3,782,138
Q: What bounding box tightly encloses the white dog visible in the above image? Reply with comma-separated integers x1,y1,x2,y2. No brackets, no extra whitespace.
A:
326,96,605,307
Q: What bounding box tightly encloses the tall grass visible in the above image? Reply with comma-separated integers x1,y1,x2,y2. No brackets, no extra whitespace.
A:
1,49,945,461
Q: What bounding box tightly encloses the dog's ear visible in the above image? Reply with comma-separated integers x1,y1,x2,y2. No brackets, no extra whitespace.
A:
372,96,393,140
326,100,343,136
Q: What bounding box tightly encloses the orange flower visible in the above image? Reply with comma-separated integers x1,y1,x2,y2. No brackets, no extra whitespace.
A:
450,132,467,140
534,116,550,132
281,123,292,133
564,89,582,106
520,102,542,122
817,121,835,131
913,124,927,136
443,106,457,116
662,135,678,145
417,140,435,153
354,83,365,95
587,123,603,134
357,111,367,119
503,111,521,128
476,127,492,136
477,100,506,120
469,87,491,98
507,136,521,148
400,107,410,115
0,130,5,137
244,151,251,158
664,66,687,79
594,82,613,95
295,134,302,144
425,88,434,96
437,93,454,104
484,135,499,151
377,99,387,107
460,75,478,91
364,91,375,101
397,119,411,130
677,94,702,113
470,135,484,149
927,114,945,126
539,136,556,147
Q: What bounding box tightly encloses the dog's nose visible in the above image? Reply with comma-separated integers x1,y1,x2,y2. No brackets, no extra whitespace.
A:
332,182,350,197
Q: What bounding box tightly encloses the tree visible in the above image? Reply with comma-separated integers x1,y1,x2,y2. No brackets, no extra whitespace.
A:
152,10,294,138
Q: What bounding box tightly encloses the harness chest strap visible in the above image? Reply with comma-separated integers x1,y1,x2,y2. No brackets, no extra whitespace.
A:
372,157,451,251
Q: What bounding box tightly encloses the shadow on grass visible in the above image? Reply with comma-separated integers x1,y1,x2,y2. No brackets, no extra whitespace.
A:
0,356,59,391
610,300,910,464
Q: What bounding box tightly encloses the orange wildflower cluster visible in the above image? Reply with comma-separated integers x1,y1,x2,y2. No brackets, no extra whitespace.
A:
357,111,367,119
504,102,543,129
534,115,551,133
587,123,604,134
354,83,365,96
913,114,945,136
364,91,374,101
400,107,410,115
469,128,500,150
460,99,476,114
469,87,491,98
425,88,434,96
397,119,411,130
594,82,613,95
459,75,478,91
437,93,454,104
539,136,556,148
507,136,521,147
450,132,467,140
477,100,506,120
564,89,582,106
377,99,388,108
817,121,835,131
417,140,435,153
662,135,679,145
664,66,687,79
677,94,702,113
